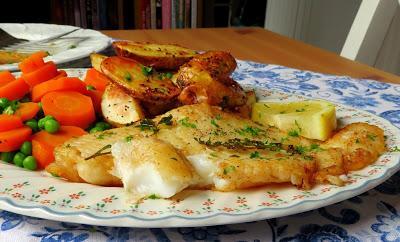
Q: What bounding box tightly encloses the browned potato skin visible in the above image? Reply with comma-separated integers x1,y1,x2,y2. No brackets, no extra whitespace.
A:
141,99,180,117
90,53,107,73
175,51,246,108
175,51,237,88
112,41,197,70
101,56,181,102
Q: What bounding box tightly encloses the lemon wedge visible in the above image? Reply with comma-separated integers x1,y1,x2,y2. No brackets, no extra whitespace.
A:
251,100,337,141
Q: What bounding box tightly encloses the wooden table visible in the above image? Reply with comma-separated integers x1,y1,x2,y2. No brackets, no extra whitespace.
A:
102,27,400,84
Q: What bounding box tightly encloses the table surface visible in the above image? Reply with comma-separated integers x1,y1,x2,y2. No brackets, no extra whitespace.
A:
102,27,400,84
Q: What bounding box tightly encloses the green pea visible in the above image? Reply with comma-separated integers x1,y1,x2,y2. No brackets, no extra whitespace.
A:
23,156,37,170
0,98,10,109
44,119,60,133
89,126,104,133
25,119,39,132
38,115,54,130
1,152,15,162
13,152,26,167
95,122,111,130
20,141,32,155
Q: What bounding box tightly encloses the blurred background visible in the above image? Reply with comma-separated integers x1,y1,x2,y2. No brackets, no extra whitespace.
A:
0,0,399,76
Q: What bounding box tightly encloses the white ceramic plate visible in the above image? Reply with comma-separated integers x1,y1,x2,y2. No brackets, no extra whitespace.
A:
0,67,399,228
0,23,111,71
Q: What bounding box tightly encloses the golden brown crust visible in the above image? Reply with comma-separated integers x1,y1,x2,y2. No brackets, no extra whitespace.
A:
175,51,246,108
112,41,197,70
101,56,181,102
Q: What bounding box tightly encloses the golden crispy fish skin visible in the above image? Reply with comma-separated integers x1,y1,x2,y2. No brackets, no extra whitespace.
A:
48,104,386,191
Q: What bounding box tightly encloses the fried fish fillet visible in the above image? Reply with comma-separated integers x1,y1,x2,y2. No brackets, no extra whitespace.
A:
47,104,386,194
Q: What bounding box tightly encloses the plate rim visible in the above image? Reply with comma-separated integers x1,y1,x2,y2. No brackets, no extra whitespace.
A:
0,68,399,228
0,23,111,71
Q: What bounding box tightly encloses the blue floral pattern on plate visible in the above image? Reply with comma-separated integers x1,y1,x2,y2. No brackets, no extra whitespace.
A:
1,61,400,241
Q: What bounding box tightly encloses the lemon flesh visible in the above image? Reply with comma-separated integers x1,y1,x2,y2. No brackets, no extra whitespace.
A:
251,100,337,141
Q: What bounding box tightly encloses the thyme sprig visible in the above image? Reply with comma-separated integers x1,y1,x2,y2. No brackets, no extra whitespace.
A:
84,144,112,160
194,137,282,150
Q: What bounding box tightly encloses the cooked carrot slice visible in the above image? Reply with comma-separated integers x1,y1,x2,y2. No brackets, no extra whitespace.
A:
22,61,58,87
32,140,53,169
0,78,30,100
32,126,87,168
31,77,87,102
14,102,40,121
84,68,110,91
0,71,16,87
41,91,96,129
86,89,103,114
54,70,67,79
0,114,23,132
0,126,32,152
18,51,48,74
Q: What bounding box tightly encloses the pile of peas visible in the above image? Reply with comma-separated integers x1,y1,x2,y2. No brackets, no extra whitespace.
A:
0,97,111,171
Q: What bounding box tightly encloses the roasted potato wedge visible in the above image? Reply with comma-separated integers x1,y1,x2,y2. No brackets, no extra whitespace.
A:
101,83,145,127
141,99,180,117
174,51,237,88
112,41,197,70
175,51,246,108
101,56,181,102
235,90,257,118
90,53,107,73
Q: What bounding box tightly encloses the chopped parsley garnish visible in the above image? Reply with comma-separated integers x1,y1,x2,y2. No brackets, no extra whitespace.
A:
147,194,160,199
295,145,306,154
288,130,300,137
125,72,132,81
309,144,322,151
125,135,133,142
96,131,115,140
223,165,236,175
288,121,302,137
367,133,377,141
215,114,222,120
170,157,178,161
263,104,270,108
303,155,313,160
158,114,173,125
86,85,96,91
69,45,76,49
165,72,173,79
141,65,153,76
296,108,306,112
250,151,260,159
209,152,218,157
136,119,159,132
355,139,360,144
158,72,173,80
236,126,263,137
211,119,219,128
179,117,196,128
